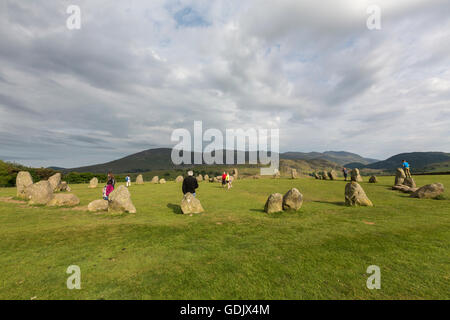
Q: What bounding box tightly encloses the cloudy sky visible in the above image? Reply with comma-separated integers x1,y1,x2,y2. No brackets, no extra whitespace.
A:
0,0,449,168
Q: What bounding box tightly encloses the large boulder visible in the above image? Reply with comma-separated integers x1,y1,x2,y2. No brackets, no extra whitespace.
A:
351,169,363,182
403,177,416,188
369,176,378,183
313,172,320,180
322,171,329,180
180,193,204,214
204,175,209,181
264,193,283,213
26,180,53,205
410,183,444,199
394,168,406,185
58,181,71,192
151,176,159,184
16,171,33,199
196,175,203,182
136,174,144,185
291,169,298,179
47,194,80,207
175,176,184,183
232,168,238,180
392,184,412,193
89,177,98,188
87,199,109,213
282,188,303,211
159,179,166,184
48,173,62,192
345,182,373,207
108,185,136,213
328,170,338,180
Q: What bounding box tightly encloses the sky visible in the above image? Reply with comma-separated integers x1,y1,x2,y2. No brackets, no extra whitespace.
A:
0,0,449,168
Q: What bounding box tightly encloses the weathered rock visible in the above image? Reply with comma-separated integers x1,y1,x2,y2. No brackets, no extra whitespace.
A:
395,168,406,185
136,174,144,185
345,182,373,207
232,168,238,180
403,177,416,188
209,178,214,182
26,180,53,205
322,171,329,180
89,177,98,188
196,175,203,182
108,185,136,213
328,170,338,180
204,175,209,181
151,176,159,184
282,188,303,211
351,168,363,182
392,184,411,192
180,193,204,214
159,178,166,184
58,181,70,192
410,183,444,199
369,176,378,183
264,193,283,213
291,168,298,179
48,173,62,191
175,176,184,183
88,199,109,212
313,172,320,180
16,171,33,199
47,194,80,207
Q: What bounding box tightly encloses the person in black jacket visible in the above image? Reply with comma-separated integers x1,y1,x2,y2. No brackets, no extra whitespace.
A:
182,171,199,196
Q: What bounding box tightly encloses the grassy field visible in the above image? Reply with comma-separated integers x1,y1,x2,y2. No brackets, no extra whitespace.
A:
0,175,448,300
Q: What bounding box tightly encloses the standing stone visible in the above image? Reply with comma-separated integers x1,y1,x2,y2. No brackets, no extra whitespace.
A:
58,181,70,192
108,185,136,213
197,174,203,182
403,177,416,188
351,168,363,182
395,168,406,185
88,199,109,213
369,176,378,183
273,170,280,179
175,176,184,183
313,172,320,180
48,173,62,192
264,193,283,213
151,176,159,184
410,183,444,199
291,168,298,179
204,175,209,181
89,177,98,188
47,194,80,207
16,171,33,199
136,174,144,185
282,188,303,211
322,171,329,180
180,193,204,214
159,179,166,184
328,170,338,180
26,180,54,205
232,168,238,180
345,182,373,207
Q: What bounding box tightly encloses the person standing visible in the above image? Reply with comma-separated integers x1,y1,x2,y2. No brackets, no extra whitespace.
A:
221,171,227,188
402,160,412,177
182,171,199,197
342,167,348,181
125,175,131,187
226,172,232,190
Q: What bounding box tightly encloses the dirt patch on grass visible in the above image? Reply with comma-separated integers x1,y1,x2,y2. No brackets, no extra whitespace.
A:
0,197,27,204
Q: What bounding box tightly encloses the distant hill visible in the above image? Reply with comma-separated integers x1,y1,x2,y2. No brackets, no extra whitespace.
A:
364,152,450,171
65,148,378,174
282,151,379,166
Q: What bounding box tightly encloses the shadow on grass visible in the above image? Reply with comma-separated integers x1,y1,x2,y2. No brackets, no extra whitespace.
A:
167,203,183,214
312,200,346,206
250,208,265,213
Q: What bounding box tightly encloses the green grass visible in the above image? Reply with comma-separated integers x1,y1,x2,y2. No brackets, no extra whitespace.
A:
0,175,449,300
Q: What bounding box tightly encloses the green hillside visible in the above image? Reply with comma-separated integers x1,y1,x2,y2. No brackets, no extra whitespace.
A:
365,152,450,171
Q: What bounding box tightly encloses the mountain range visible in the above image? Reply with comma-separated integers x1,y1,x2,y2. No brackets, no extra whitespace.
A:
52,148,450,174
